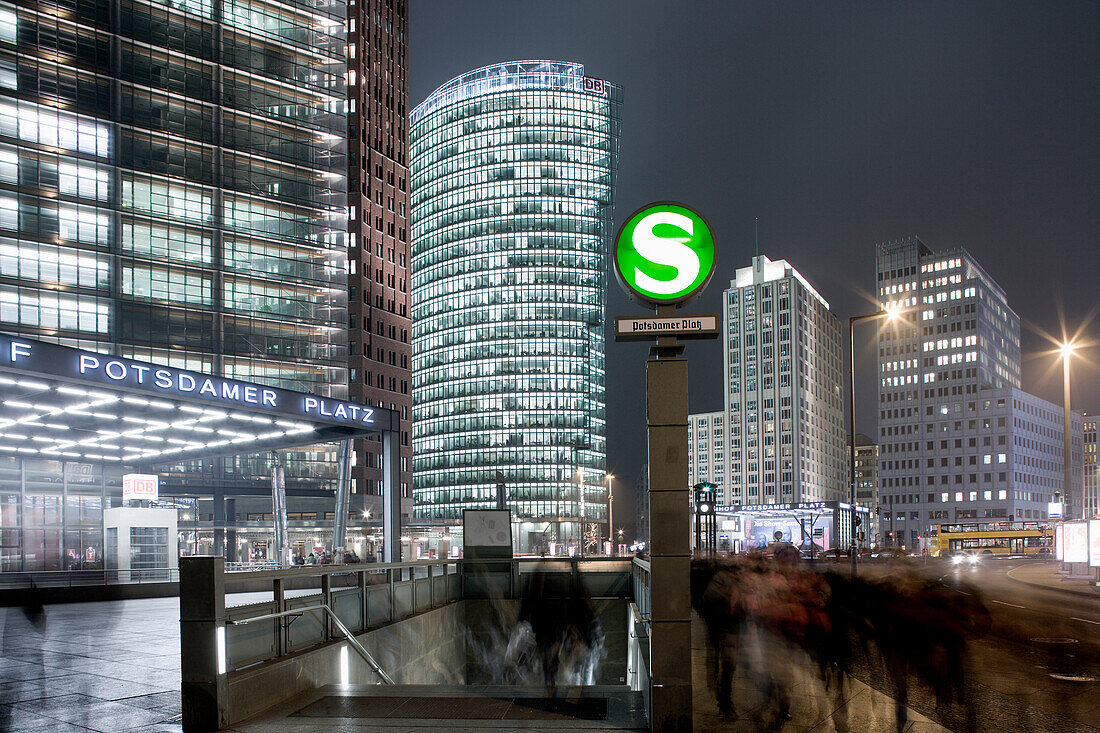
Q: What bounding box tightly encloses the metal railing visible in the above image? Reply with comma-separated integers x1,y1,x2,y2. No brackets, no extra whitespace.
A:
632,557,651,622
222,560,462,674
229,603,393,684
0,568,180,589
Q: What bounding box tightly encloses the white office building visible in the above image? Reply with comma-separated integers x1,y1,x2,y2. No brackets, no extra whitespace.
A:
688,411,725,496
720,255,846,507
876,237,1083,547
848,434,881,543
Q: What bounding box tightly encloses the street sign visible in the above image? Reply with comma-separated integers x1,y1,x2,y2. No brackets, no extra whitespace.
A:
615,313,719,341
613,201,717,308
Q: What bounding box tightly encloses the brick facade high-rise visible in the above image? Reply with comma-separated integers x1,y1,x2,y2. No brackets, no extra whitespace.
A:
346,0,412,523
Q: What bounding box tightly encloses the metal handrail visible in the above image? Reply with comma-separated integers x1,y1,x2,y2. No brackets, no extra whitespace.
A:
228,603,394,684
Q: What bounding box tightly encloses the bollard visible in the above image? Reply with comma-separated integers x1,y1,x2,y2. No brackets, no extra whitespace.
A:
180,556,228,732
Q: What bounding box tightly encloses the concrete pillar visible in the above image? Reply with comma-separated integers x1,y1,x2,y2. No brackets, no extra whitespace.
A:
382,429,401,563
271,453,288,566
224,498,236,562
180,556,228,732
647,356,692,732
332,439,352,556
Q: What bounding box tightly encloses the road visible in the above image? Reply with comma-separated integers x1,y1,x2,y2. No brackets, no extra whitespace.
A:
852,558,1100,732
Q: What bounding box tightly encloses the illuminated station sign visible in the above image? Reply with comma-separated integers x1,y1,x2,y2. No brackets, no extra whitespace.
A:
0,334,396,465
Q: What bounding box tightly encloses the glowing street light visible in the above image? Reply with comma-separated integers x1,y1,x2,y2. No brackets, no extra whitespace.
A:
848,305,906,574
606,473,615,555
1061,341,1075,518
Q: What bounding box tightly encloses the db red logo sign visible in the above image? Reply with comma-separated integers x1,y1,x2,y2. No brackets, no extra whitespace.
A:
583,77,609,95
123,473,159,501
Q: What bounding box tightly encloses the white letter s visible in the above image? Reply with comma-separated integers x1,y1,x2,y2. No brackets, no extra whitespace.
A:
632,211,700,295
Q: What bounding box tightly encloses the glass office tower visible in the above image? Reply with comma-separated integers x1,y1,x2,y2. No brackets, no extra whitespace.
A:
0,0,349,569
409,61,621,553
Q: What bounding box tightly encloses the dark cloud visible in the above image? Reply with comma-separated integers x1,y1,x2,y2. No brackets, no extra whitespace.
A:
410,0,1099,539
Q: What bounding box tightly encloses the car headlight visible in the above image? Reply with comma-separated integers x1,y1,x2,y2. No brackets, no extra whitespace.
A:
968,554,981,565
952,554,965,565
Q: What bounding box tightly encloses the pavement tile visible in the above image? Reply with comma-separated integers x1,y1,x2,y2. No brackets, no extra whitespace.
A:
0,704,95,733
115,690,182,715
13,692,172,731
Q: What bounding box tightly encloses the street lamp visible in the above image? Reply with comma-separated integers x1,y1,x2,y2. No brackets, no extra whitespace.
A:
1061,341,1075,519
849,306,903,574
605,473,614,555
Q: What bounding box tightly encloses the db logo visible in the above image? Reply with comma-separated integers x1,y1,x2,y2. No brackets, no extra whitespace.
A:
583,77,608,95
123,473,159,501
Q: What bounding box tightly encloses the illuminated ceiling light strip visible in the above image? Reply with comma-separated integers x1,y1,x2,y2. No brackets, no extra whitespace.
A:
15,380,50,390
3,400,35,409
0,376,15,385
58,451,80,457
148,400,175,410
122,396,150,406
57,386,89,396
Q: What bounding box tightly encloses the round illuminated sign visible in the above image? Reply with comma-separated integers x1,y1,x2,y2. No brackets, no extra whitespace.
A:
613,202,717,308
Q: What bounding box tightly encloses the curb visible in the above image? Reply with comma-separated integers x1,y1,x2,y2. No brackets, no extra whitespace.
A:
1006,564,1100,600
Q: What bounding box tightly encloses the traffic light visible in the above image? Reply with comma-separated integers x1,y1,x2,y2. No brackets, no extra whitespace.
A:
853,515,863,528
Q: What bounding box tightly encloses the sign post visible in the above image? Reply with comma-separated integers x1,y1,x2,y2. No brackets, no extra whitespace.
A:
614,201,717,732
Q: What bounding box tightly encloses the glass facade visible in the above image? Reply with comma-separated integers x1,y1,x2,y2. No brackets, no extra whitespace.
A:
0,0,351,569
409,61,621,552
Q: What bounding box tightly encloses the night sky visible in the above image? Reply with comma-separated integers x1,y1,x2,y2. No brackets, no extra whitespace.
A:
409,1,1099,539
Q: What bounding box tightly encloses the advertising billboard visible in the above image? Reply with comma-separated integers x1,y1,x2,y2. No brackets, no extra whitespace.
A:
1089,519,1100,568
1063,522,1088,564
1055,523,1064,560
462,509,513,560
122,473,158,502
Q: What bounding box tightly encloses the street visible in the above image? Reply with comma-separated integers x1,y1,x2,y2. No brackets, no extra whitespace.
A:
854,558,1100,732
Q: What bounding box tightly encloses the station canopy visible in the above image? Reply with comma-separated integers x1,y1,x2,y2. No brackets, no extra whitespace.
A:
0,333,397,468
715,501,867,517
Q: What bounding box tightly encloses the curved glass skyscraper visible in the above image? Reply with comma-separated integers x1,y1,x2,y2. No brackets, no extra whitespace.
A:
409,61,621,552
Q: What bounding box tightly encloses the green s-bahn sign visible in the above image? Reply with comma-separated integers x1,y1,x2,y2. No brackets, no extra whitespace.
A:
613,201,717,309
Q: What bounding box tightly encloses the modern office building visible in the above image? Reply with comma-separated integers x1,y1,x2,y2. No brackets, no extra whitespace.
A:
409,61,622,553
0,0,353,569
875,237,1082,548
848,433,881,544
688,411,725,498
345,0,412,520
1085,415,1098,518
722,255,846,507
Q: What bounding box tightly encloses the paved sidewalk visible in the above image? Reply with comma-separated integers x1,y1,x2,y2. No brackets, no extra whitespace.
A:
0,599,182,732
1007,561,1100,598
691,614,950,733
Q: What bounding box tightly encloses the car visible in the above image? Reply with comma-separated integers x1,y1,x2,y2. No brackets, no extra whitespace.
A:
870,547,909,560
950,551,982,567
